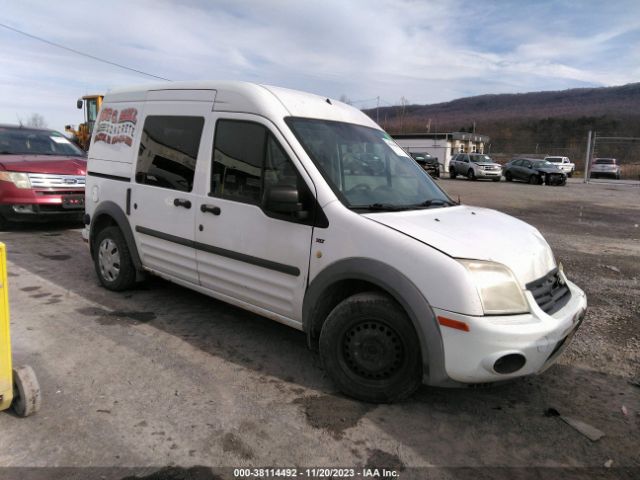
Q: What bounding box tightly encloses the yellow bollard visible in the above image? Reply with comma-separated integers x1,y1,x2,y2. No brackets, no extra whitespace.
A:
0,242,13,411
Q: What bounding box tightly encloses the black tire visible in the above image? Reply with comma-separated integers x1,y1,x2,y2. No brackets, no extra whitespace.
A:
319,292,422,403
449,168,457,179
505,172,513,182
467,169,476,180
12,365,41,417
529,174,540,185
567,171,573,178
492,177,500,182
0,214,8,232
93,226,136,291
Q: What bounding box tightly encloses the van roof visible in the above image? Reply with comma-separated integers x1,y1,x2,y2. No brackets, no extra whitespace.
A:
104,81,379,128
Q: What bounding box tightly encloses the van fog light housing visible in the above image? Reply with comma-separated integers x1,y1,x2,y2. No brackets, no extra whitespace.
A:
494,353,526,374
458,259,529,315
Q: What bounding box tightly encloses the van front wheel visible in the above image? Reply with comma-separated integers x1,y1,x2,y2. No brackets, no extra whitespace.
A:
319,292,422,403
94,226,136,291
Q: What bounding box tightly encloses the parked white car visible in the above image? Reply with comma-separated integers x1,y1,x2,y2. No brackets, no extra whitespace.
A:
590,158,621,179
544,156,575,177
83,81,587,402
449,153,502,181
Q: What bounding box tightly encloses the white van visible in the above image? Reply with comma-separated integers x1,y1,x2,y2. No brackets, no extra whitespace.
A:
83,81,587,402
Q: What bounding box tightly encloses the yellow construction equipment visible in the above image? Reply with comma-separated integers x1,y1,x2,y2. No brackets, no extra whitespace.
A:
65,94,104,151
0,242,41,417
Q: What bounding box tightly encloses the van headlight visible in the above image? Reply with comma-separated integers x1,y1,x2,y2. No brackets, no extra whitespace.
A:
0,172,31,189
458,260,529,315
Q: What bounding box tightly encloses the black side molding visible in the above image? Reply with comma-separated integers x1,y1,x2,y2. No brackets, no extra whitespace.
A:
87,171,131,182
135,226,301,277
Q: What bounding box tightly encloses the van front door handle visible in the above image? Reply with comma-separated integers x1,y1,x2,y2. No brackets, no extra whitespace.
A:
173,198,192,209
200,204,221,215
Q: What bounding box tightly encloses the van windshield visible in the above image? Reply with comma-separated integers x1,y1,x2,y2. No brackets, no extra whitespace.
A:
286,118,452,210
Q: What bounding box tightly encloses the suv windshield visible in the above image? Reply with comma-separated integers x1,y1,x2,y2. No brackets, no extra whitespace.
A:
0,127,85,157
286,118,451,210
470,154,493,163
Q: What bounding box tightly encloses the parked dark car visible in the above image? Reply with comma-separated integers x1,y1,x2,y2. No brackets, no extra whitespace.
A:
0,125,87,228
410,152,440,178
503,158,566,186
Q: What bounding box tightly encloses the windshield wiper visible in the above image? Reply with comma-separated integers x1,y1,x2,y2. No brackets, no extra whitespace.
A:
349,203,411,212
412,199,457,208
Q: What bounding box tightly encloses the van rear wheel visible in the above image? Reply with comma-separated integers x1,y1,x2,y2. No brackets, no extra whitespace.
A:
319,292,422,403
94,226,136,291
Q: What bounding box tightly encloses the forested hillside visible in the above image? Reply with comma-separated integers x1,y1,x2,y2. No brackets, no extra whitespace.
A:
364,83,640,168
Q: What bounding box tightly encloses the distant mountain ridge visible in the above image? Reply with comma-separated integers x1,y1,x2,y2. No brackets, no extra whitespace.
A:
366,82,640,131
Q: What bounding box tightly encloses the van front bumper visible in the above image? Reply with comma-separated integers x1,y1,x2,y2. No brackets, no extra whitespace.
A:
433,279,587,383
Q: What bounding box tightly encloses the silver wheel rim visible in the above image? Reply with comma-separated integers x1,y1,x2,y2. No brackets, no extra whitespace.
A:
98,238,120,282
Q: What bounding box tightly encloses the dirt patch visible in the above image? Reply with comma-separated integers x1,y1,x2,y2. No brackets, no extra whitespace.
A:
20,286,40,292
38,253,71,261
293,394,374,439
221,432,254,460
76,307,157,325
120,466,221,480
365,448,405,471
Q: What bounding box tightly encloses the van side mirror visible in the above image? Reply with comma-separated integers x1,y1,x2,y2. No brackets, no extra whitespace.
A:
265,184,308,219
77,99,83,109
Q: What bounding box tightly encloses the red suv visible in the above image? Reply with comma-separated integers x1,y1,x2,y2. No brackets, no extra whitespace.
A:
0,125,87,228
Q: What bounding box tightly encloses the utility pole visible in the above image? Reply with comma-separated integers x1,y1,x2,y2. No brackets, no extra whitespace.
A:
583,130,592,183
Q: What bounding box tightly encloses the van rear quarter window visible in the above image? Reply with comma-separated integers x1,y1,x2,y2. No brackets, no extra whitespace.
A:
135,116,204,192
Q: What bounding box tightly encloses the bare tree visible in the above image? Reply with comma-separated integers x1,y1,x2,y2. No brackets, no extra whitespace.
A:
25,113,47,128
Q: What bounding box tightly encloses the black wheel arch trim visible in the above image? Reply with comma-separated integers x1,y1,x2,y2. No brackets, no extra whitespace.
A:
303,257,453,387
89,201,143,274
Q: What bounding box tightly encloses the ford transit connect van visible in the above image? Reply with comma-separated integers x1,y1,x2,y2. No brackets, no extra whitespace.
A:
83,82,587,402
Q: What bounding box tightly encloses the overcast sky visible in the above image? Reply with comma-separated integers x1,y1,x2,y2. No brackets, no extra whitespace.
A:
1,0,639,132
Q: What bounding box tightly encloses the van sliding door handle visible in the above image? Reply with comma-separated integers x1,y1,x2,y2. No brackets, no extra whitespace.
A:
173,198,192,209
200,204,221,215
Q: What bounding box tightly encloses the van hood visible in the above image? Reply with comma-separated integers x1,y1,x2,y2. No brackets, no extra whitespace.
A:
0,154,87,175
365,205,555,285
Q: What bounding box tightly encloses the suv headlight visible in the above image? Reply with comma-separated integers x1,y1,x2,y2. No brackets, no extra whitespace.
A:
458,260,529,315
0,171,31,189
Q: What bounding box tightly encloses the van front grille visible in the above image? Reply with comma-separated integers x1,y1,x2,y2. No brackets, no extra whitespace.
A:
526,268,571,315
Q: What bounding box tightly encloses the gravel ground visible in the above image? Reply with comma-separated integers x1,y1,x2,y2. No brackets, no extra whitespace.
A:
0,177,638,480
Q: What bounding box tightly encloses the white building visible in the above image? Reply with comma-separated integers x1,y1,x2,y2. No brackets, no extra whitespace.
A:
393,132,490,173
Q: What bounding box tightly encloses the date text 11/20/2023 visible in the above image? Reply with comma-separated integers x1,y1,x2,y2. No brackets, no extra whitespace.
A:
234,468,400,478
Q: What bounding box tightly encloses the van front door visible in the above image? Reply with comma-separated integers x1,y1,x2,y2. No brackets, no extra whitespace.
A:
131,100,213,284
194,115,315,325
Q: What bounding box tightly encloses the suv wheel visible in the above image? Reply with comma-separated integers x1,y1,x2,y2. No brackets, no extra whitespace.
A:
528,174,541,185
94,226,136,291
319,292,422,403
505,172,513,182
449,168,457,179
467,169,476,180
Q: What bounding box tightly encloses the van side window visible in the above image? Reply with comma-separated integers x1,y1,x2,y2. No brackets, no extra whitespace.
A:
211,119,314,223
211,120,265,205
136,116,204,192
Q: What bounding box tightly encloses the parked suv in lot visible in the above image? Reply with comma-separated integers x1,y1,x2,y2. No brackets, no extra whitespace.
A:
449,153,502,181
83,81,586,402
590,158,621,179
0,125,86,228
